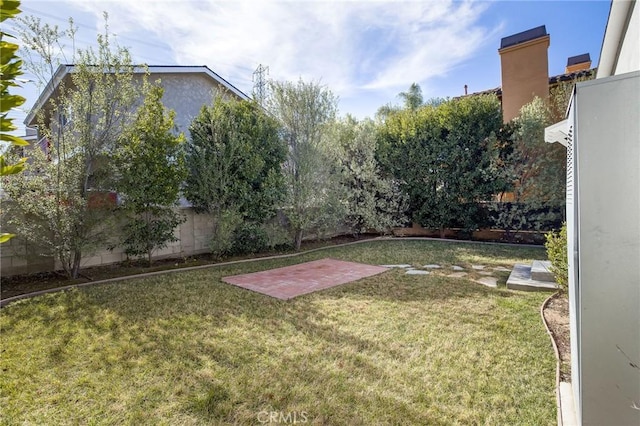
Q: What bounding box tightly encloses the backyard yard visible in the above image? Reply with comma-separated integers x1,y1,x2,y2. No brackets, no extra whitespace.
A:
0,240,556,424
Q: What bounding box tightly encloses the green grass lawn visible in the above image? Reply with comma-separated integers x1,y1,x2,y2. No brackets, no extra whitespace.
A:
0,240,556,425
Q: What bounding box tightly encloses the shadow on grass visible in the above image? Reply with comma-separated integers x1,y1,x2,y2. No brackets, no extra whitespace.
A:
0,240,552,424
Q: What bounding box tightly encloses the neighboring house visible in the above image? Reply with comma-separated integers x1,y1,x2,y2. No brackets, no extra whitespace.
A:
2,66,251,276
465,25,595,123
545,0,639,424
23,64,250,141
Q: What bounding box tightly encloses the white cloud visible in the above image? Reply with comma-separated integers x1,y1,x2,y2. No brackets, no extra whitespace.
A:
63,0,497,116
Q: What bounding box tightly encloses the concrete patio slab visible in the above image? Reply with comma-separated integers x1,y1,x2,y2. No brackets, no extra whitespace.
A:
222,258,388,300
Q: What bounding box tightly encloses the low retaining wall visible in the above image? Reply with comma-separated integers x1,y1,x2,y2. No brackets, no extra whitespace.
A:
1,208,216,277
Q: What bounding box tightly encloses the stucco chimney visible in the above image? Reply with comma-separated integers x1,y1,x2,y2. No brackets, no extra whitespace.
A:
498,25,550,122
566,53,592,73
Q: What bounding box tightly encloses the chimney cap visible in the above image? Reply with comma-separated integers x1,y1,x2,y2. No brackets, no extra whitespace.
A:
567,53,591,66
500,25,547,49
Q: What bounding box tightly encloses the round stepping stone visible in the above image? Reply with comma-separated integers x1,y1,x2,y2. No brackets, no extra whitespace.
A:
451,265,465,271
423,264,442,269
447,272,468,278
475,276,498,288
381,264,413,269
406,270,430,275
471,265,486,270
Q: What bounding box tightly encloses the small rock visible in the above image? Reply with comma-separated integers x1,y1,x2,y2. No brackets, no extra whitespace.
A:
475,277,498,287
381,264,413,269
406,270,430,275
451,265,465,271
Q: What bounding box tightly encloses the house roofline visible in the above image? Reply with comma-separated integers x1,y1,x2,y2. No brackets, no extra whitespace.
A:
24,64,250,127
597,0,636,78
24,64,70,127
461,68,596,99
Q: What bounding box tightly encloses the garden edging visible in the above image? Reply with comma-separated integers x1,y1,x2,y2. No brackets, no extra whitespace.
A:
541,293,573,426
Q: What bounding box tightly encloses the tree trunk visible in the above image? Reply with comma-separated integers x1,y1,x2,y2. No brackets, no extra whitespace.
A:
295,229,303,251
71,250,82,279
439,226,446,239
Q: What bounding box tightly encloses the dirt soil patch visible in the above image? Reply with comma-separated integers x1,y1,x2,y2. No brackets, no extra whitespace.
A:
543,292,571,381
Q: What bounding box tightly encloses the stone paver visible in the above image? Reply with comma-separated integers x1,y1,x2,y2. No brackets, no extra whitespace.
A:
506,263,558,292
531,260,554,282
471,265,486,270
493,266,512,272
222,258,388,300
479,271,494,276
447,272,468,278
423,264,442,269
475,276,498,288
451,265,465,271
406,270,430,275
380,264,413,269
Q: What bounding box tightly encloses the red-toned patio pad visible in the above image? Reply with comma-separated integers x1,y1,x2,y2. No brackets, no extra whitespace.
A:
222,258,388,300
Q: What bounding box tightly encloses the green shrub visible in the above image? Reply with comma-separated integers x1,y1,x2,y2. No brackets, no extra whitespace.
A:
261,222,293,251
209,210,242,258
230,222,269,255
545,222,568,291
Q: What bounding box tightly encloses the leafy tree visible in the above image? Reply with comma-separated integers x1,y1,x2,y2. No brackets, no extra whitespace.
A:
0,0,29,243
327,115,407,235
15,13,77,89
398,82,423,111
184,95,286,256
116,84,186,265
491,74,595,239
4,15,143,278
376,84,439,121
267,79,344,250
377,95,509,237
548,70,595,122
491,96,568,238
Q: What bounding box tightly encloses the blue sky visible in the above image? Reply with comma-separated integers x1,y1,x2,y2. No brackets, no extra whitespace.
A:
11,0,611,132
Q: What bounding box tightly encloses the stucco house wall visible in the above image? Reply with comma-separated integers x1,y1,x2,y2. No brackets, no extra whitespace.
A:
143,69,247,137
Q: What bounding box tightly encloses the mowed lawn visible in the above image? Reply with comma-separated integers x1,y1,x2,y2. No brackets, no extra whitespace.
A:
0,240,556,425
